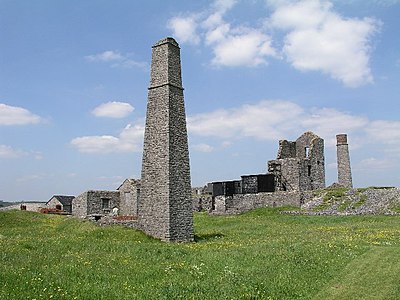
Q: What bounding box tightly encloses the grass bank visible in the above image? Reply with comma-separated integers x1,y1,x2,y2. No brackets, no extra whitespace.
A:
1,208,399,299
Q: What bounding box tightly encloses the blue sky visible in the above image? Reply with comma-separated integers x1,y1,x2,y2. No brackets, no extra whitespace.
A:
1,0,399,202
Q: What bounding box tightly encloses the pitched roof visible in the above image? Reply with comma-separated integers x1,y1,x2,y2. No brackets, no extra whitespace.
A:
117,178,141,190
48,195,75,206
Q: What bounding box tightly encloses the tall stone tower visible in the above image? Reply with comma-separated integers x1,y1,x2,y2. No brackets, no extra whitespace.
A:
336,134,353,188
138,37,193,242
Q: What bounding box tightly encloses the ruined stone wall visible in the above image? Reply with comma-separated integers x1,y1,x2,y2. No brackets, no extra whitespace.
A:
269,132,325,192
269,158,301,191
277,140,296,159
72,192,88,218
72,191,120,218
296,131,325,191
213,191,304,214
138,37,193,242
308,136,325,190
118,179,140,216
280,158,301,191
4,202,45,212
86,191,120,216
193,195,214,212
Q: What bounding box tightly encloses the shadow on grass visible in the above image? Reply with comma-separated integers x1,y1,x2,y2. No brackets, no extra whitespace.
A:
194,232,225,242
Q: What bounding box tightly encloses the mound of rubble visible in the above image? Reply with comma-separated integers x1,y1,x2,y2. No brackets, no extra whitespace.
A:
297,187,400,215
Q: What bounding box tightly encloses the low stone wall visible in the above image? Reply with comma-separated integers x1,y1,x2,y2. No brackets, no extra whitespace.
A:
0,202,45,212
213,191,309,214
209,187,400,216
193,195,214,212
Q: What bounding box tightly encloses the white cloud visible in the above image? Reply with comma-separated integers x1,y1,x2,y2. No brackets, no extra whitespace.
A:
71,124,144,154
355,157,395,171
92,101,134,118
187,98,400,165
188,100,304,140
192,143,215,152
301,107,368,145
213,0,237,13
270,0,379,87
204,2,278,67
345,0,400,7
187,99,389,150
0,103,42,126
16,174,47,183
365,120,400,155
167,0,277,67
0,145,43,160
0,145,27,158
366,120,400,143
32,151,43,160
269,0,333,29
211,29,277,67
85,50,147,69
168,0,380,86
205,23,230,45
168,16,200,45
85,50,124,62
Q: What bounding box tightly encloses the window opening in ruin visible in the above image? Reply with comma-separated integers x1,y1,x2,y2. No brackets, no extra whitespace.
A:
101,198,110,209
305,147,310,158
56,204,62,210
308,165,312,176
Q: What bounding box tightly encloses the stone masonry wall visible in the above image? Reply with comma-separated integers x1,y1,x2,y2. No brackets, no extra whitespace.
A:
46,197,63,210
86,191,120,216
268,131,325,192
72,191,120,218
277,140,296,159
296,132,325,191
336,134,353,188
72,192,88,218
118,179,140,216
268,158,301,191
213,191,306,214
138,37,193,242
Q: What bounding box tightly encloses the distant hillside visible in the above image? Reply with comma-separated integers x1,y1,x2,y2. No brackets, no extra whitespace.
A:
0,200,15,208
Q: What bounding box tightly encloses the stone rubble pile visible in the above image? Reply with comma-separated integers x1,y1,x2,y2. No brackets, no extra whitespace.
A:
295,187,400,215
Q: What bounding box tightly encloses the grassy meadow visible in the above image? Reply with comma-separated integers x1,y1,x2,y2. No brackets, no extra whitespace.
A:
1,208,400,299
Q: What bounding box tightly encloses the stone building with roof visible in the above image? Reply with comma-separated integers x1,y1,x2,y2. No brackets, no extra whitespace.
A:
46,195,75,213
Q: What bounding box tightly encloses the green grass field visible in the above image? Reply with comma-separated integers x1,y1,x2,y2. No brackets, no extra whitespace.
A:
1,208,399,299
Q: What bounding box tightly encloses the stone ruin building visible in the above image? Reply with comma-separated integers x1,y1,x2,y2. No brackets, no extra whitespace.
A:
268,131,325,192
72,179,140,219
205,131,325,198
198,131,329,214
46,195,74,213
